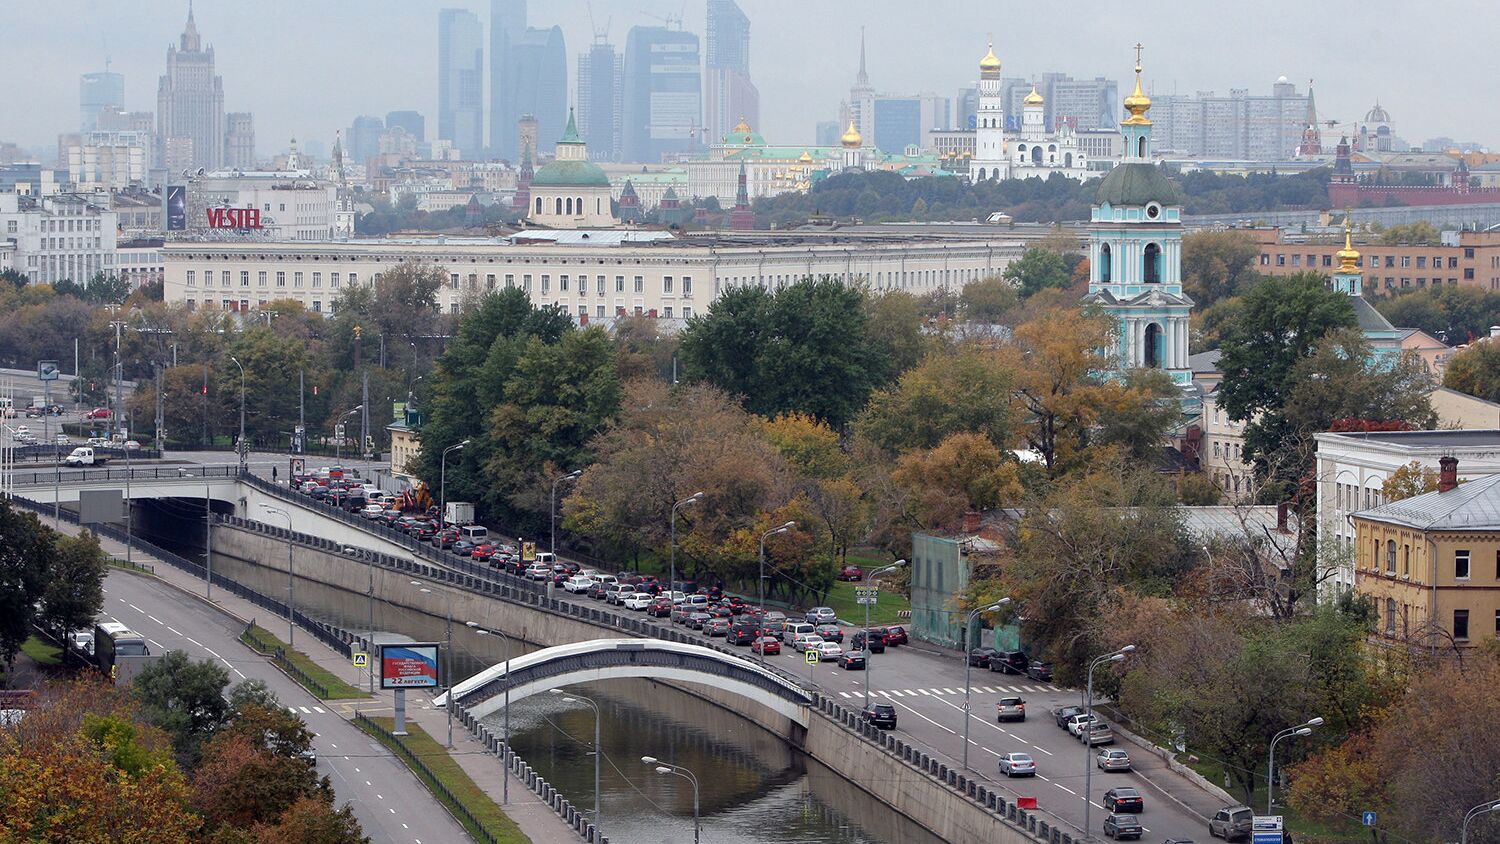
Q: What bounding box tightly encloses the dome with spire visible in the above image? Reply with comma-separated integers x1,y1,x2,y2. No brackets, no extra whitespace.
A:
1024,85,1044,106
724,117,766,147
1123,64,1152,126
1365,102,1391,124
840,121,863,148
532,108,610,187
1336,218,1361,272
979,42,1002,77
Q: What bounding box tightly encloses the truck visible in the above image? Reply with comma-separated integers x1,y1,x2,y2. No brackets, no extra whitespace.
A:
64,446,108,466
444,501,476,526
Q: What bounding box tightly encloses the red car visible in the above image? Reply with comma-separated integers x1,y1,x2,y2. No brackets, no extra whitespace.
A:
470,544,496,562
87,407,111,419
751,636,781,655
647,598,673,618
838,565,864,581
884,625,909,646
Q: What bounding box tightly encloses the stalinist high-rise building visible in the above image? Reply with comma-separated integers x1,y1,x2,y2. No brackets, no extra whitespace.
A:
157,5,225,173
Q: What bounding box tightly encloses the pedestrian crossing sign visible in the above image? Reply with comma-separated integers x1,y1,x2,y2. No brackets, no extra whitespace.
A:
352,652,368,668
806,650,820,665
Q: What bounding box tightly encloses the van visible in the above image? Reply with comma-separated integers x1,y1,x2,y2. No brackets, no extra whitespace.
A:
459,524,489,543
783,621,815,644
535,551,556,566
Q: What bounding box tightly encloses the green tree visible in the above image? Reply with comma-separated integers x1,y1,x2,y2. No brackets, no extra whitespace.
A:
959,275,1020,323
1181,229,1262,309
1443,339,1500,402
37,531,107,640
856,347,1015,453
132,650,231,763
1002,247,1072,297
84,271,132,305
0,499,56,667
220,325,312,446
864,290,927,377
1377,285,1500,344
1379,221,1442,246
1381,461,1441,501
1097,368,1187,463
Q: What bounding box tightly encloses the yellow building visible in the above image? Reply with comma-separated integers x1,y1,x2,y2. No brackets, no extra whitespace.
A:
386,420,421,483
1353,459,1500,651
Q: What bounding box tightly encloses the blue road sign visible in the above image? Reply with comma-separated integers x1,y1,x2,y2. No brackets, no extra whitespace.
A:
1363,810,1377,826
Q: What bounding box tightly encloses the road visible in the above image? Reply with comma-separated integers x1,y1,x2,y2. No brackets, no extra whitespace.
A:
101,569,469,844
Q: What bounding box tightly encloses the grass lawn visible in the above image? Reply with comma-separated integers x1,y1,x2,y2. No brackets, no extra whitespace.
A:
20,635,62,666
358,717,530,844
240,624,367,700
822,578,910,626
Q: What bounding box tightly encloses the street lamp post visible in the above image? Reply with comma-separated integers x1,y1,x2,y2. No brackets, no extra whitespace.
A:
410,581,455,748
550,469,582,558
962,598,1011,772
551,689,602,839
670,492,704,601
642,756,700,844
334,406,362,464
1083,645,1136,839
862,560,906,711
471,623,515,804
259,505,295,646
438,440,468,531
1267,717,1323,814
757,521,796,665
1462,799,1500,844
227,355,246,473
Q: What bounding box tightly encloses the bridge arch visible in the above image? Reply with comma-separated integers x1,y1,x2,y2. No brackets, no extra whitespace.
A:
439,639,813,724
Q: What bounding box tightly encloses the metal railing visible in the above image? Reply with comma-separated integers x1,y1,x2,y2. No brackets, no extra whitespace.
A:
9,463,232,487
240,623,332,699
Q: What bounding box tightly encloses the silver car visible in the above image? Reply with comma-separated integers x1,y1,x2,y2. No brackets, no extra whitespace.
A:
998,752,1036,777
805,606,838,625
1096,748,1132,771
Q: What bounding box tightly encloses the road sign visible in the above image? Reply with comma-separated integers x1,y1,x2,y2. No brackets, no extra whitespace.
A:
352,652,368,668
37,361,59,381
805,649,820,665
855,587,879,606
1252,815,1284,844
1362,811,1376,827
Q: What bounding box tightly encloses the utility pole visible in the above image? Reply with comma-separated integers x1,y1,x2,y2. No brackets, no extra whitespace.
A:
360,370,370,461
155,365,164,456
202,361,209,447
297,370,305,454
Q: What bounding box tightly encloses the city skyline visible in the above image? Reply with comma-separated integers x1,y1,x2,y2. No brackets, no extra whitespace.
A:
3,0,1491,159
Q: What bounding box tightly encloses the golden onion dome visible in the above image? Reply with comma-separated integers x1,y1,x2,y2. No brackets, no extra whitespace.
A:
1336,217,1361,272
1024,85,1044,106
732,117,752,134
799,150,813,163
1123,62,1152,125
979,42,1001,75
841,121,863,148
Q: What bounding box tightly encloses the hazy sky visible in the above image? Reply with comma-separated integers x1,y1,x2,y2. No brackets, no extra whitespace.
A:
4,0,1489,157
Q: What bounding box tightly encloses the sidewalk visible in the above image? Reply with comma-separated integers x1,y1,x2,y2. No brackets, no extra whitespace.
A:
68,522,575,844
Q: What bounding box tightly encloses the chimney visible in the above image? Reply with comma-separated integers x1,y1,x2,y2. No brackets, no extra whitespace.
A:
1276,501,1290,533
1439,456,1459,492
962,511,982,534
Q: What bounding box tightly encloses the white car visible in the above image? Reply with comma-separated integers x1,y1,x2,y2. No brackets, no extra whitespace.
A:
792,633,825,652
623,593,655,611
525,564,552,580
814,641,844,661
359,504,386,518
999,752,1036,777
1067,712,1099,737
562,575,595,593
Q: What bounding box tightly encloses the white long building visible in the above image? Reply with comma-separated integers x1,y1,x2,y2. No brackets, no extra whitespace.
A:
160,229,1028,318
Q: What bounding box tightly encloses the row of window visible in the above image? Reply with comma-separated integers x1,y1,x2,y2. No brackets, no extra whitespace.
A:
1266,252,1461,269
182,297,694,322
1367,539,1500,582
40,218,103,233
1212,440,1245,462
185,270,358,289
443,272,695,297
1336,482,1386,512
1380,599,1491,641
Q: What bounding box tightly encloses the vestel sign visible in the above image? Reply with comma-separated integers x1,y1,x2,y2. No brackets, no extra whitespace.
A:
205,207,263,229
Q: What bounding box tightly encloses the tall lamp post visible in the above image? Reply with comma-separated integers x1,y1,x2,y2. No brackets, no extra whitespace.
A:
1082,644,1136,839
411,581,456,748
259,504,295,646
438,440,468,530
1267,716,1323,814
757,521,796,664
1462,799,1500,844
642,756,700,844
470,622,515,804
334,406,362,464
862,560,905,711
550,469,582,558
962,598,1011,772
551,689,603,839
670,492,704,599
227,354,246,473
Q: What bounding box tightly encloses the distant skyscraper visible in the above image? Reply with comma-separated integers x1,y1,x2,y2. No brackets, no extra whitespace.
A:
489,0,528,157
385,111,426,144
157,6,224,171
705,0,758,143
843,28,876,146
578,41,623,161
80,71,124,133
508,26,568,161
517,114,538,162
437,8,484,156
999,74,1117,133
348,116,385,164
224,112,254,169
1151,77,1310,160
623,26,702,162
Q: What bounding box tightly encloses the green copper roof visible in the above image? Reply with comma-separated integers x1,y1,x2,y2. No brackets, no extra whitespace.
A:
532,159,610,187
559,108,582,144
1094,162,1183,207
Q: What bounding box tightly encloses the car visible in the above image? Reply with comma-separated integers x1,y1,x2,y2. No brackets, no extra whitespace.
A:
815,623,844,643
472,545,497,563
411,523,438,541
792,633,825,653
87,407,111,419
623,593,655,611
704,618,731,637
432,529,459,548
805,606,838,625
452,540,478,557
998,752,1036,777
814,641,843,661
1026,661,1054,682
1097,748,1132,772
359,503,386,519
988,649,1030,674
728,626,759,646
751,636,780,655
1103,813,1143,840
685,612,712,630
53,433,70,445
860,702,897,730
68,629,94,655
836,650,866,670
883,625,908,646
1068,712,1099,736
837,565,864,581
1101,787,1144,814
647,598,674,618
1208,805,1255,840
851,630,886,653
586,583,610,600
763,610,787,625
1054,705,1086,729
525,564,551,580
1082,721,1115,746
671,606,695,625
122,440,141,450
562,575,595,593
968,647,996,668
996,696,1026,722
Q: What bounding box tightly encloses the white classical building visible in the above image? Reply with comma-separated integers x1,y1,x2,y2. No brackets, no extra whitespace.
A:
526,109,616,229
0,192,118,284
1010,87,1093,180
970,43,1009,182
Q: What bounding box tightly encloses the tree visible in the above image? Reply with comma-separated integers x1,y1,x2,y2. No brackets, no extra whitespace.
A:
1181,229,1262,309
675,285,769,402
37,532,107,640
959,276,1020,323
249,796,368,844
1444,339,1500,402
1002,306,1119,475
84,271,132,305
0,499,56,667
1377,285,1500,345
1381,461,1441,501
1002,247,1072,297
1379,221,1442,246
890,432,1025,531
1096,369,1186,464
132,650,231,762
753,412,845,479
864,290,927,377
856,346,1016,454
190,732,328,832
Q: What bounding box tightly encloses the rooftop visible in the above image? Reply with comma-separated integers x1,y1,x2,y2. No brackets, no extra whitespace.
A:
1355,473,1500,531
1320,429,1500,448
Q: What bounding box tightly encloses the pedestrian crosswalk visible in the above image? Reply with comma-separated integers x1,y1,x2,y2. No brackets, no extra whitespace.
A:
286,705,328,715
836,684,1057,699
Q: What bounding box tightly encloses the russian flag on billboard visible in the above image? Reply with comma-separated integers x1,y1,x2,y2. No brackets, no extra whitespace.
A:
381,644,439,688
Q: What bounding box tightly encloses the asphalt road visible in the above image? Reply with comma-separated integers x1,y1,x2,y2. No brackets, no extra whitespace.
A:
102,570,469,844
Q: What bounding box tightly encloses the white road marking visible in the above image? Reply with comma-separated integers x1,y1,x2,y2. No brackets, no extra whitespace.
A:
1054,783,1076,795
839,692,852,698
299,706,312,714
313,706,326,713
941,688,958,695
377,794,384,800
185,636,201,646
167,626,181,635
147,615,163,625
918,689,932,696
148,639,163,649
902,690,916,696
233,669,246,679
887,689,905,697
128,603,144,613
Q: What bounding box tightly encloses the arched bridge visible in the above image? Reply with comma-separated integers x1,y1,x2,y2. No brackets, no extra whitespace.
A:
437,639,813,725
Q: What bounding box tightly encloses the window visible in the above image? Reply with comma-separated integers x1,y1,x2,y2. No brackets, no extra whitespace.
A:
1276,254,1286,266
634,276,644,293
541,275,550,293
1456,549,1471,580
615,275,624,292
1386,540,1397,574
683,276,693,296
505,274,515,288
682,306,692,319
1385,598,1397,635
1144,243,1161,282
523,274,532,292
187,270,196,286
560,275,569,292
349,272,358,286
276,272,286,287
1404,544,1410,575
596,304,605,318
449,273,459,289
1214,442,1222,458
312,272,322,288
293,272,303,288
1454,609,1470,640
1401,255,1411,268
663,306,673,318
1291,254,1302,267
312,300,322,313
1417,256,1427,269
331,272,340,288
258,271,267,287
239,271,249,287
663,276,674,294
486,273,496,290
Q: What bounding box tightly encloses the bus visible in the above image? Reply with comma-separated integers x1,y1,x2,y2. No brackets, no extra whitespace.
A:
94,622,149,674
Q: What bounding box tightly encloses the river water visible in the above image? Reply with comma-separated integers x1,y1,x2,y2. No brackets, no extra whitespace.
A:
144,510,942,844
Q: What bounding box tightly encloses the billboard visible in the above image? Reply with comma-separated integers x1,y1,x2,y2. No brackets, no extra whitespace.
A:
380,643,440,689
165,185,187,231
205,207,262,229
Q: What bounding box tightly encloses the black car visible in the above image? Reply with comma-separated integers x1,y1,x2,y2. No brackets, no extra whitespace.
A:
988,650,1030,674
451,540,476,556
967,647,997,668
860,702,897,730
837,650,866,670
1102,787,1144,813
728,626,759,646
1026,661,1054,682
587,583,609,600
686,612,712,630
1054,705,1086,729
1103,813,1143,840
851,630,886,653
